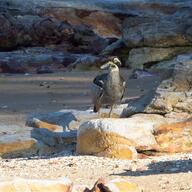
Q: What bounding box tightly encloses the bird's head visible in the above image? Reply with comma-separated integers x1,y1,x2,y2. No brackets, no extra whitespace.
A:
100,57,121,71
112,57,122,66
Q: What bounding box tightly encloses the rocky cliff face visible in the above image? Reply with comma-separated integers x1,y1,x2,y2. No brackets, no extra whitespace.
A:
0,0,192,72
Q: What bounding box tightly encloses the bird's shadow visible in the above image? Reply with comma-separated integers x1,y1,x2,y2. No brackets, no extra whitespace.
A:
112,159,192,176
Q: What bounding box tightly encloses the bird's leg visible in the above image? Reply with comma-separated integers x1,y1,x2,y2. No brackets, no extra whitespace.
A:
109,104,114,118
98,110,101,118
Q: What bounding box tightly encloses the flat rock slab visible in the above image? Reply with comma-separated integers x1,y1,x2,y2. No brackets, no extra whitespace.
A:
0,124,57,158
27,108,124,132
0,177,72,192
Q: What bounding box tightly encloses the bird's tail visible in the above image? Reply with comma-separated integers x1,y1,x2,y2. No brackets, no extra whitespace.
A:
93,104,101,113
94,105,98,112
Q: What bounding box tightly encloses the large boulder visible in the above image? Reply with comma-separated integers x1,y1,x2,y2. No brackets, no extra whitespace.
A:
122,12,192,48
126,47,192,69
123,53,192,116
2,0,192,38
155,119,192,153
0,12,109,53
76,114,167,159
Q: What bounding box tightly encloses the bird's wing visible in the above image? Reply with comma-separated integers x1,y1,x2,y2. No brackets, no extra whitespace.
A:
92,73,107,100
121,76,126,100
93,73,108,87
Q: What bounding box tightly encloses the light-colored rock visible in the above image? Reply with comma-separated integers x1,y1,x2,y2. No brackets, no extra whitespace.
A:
77,114,167,159
27,109,123,147
85,178,142,192
126,47,191,69
145,55,192,114
123,53,192,116
32,118,62,131
105,178,142,192
0,125,36,158
0,124,58,158
155,119,192,153
0,177,72,192
27,109,123,132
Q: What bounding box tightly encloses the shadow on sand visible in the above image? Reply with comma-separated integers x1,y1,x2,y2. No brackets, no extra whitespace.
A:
112,159,192,176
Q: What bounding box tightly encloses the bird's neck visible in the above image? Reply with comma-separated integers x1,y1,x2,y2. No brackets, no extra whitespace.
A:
108,68,120,83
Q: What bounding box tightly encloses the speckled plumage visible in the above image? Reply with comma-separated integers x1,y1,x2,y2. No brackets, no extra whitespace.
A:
91,61,125,117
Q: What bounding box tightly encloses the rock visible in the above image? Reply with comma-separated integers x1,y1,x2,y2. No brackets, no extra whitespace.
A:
123,13,192,48
0,47,66,73
86,178,141,192
123,53,192,116
155,119,192,153
105,178,142,192
41,7,122,38
99,39,130,64
0,125,53,158
2,0,192,39
0,47,113,73
145,54,192,114
76,114,167,159
0,177,72,192
27,108,124,147
0,12,17,50
31,128,77,147
27,109,123,132
129,69,157,79
31,118,62,131
126,47,191,69
0,122,76,158
67,55,117,71
0,12,108,54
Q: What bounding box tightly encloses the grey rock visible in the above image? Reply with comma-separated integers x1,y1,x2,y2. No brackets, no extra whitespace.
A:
122,53,192,116
123,14,192,48
126,47,192,69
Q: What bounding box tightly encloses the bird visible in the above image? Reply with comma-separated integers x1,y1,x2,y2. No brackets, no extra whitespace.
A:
91,57,126,117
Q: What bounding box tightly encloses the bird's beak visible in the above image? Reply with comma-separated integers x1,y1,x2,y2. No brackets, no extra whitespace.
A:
114,58,122,66
100,62,110,70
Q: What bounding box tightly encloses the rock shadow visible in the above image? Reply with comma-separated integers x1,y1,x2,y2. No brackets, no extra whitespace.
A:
112,159,192,176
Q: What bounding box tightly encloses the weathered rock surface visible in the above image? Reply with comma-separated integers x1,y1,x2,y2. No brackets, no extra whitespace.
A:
123,53,192,116
145,55,192,114
123,13,192,48
0,125,54,158
86,178,142,192
2,0,192,38
67,55,116,71
0,177,72,192
1,0,192,71
77,113,192,158
0,47,66,73
76,114,168,159
155,119,192,153
105,178,142,192
27,108,124,131
126,47,191,69
0,47,115,73
0,12,108,54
